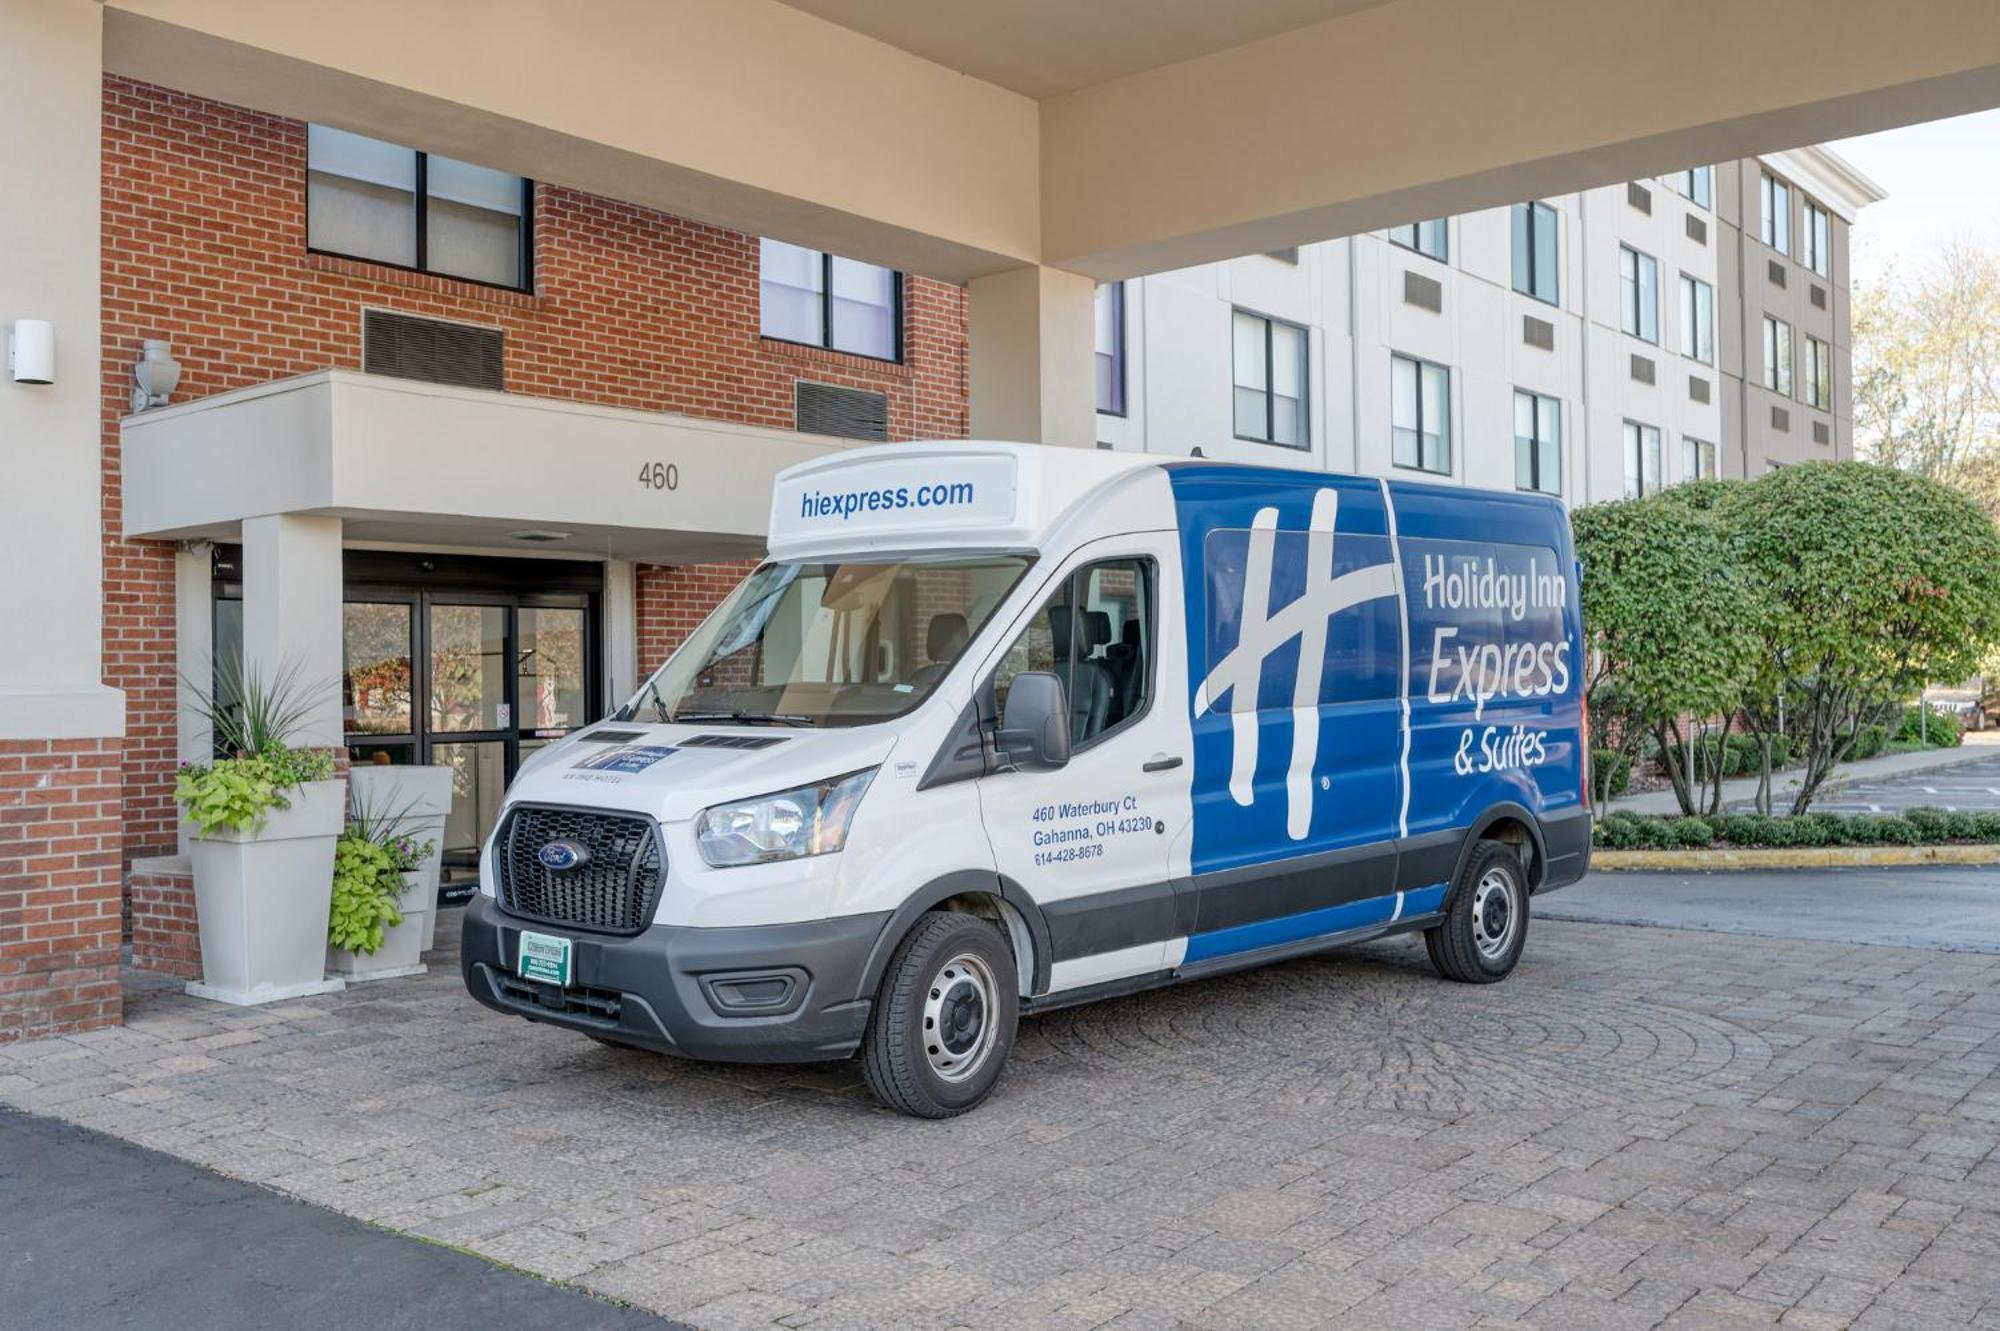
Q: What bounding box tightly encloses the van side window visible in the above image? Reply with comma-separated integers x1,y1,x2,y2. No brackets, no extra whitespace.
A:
993,558,1154,746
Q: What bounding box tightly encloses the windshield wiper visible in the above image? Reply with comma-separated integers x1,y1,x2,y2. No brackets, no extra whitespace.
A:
669,710,818,728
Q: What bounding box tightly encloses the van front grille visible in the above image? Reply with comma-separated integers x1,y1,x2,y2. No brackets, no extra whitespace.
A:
498,806,663,934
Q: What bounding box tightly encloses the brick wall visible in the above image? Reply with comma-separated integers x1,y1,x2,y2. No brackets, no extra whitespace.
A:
635,560,762,676
101,76,970,857
128,855,199,981
0,739,124,1041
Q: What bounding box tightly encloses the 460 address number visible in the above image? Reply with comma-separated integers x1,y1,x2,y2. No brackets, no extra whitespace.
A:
637,461,681,491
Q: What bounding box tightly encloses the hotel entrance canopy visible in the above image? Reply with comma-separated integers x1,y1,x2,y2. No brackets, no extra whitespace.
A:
100,0,2000,449
120,370,839,562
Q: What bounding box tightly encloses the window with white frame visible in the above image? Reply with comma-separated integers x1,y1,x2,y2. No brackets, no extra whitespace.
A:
1388,219,1448,262
1763,316,1794,396
1806,336,1831,409
1623,421,1662,498
1513,389,1561,495
1232,311,1308,447
1803,201,1831,278
1095,281,1125,415
1511,202,1558,304
1683,436,1717,481
1668,166,1712,209
1391,354,1451,474
758,238,901,360
307,125,532,289
1678,274,1714,365
1619,246,1659,342
1760,173,1791,255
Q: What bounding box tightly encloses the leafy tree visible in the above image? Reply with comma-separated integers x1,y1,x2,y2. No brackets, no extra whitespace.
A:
1572,489,1764,816
1724,462,2000,814
1854,239,2000,501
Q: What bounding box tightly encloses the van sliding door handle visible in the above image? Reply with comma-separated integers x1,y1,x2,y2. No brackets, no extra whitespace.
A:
1142,754,1184,772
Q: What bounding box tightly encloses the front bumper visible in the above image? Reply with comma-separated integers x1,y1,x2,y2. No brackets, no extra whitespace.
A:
460,895,890,1063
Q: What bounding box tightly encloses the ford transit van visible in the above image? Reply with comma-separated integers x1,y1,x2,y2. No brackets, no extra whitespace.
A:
462,441,1591,1116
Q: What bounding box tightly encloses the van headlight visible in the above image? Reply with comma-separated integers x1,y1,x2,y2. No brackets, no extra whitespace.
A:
695,768,876,868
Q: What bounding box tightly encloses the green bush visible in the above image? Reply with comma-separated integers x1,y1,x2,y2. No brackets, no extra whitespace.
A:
1845,724,1889,762
1668,817,1713,847
1592,749,1633,799
1595,808,2000,850
1894,703,1963,748
327,833,404,955
1904,805,1950,840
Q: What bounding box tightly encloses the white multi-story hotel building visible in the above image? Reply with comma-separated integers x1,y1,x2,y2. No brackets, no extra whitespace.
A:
1093,147,1883,505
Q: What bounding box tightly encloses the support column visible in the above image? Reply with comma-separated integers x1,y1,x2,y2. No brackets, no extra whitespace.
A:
967,266,1098,447
603,559,638,714
239,515,345,752
0,0,124,1044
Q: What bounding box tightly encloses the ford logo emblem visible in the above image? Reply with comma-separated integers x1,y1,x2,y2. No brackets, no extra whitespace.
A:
537,840,588,871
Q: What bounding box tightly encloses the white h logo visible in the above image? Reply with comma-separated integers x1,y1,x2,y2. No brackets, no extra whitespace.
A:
1193,489,1399,840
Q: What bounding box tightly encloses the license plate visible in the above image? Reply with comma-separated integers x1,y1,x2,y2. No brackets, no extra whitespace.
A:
516,930,573,986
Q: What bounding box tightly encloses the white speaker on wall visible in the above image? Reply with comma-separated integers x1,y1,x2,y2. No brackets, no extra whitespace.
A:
8,319,54,385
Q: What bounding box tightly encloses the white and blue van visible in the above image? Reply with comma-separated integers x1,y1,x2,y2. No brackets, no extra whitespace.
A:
462,441,1591,1116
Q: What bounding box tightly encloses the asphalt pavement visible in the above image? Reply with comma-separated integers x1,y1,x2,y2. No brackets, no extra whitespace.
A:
1802,751,2000,815
0,1108,678,1331
1540,864,2000,952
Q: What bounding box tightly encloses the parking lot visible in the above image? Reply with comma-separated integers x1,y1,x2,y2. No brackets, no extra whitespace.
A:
1804,752,2000,816
3,894,1997,1331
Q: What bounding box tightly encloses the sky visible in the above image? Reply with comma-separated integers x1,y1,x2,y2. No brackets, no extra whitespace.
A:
1827,108,2000,293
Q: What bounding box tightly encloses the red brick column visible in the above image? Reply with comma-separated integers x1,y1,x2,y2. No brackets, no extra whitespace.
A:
128,855,200,981
0,739,124,1042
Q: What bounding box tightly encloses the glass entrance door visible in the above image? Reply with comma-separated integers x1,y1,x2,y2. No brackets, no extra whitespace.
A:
343,588,597,899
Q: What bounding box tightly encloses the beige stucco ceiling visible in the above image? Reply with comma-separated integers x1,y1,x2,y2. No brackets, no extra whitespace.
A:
775,0,1393,97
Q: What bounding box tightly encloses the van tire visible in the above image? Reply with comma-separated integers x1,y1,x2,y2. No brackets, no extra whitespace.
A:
860,911,1018,1118
1425,839,1528,984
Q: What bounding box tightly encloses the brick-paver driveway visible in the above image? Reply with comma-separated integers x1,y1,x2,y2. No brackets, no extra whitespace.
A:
4,910,1998,1331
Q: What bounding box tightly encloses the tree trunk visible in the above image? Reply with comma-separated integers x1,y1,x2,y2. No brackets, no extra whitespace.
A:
1657,721,1697,816
1703,714,1735,817
1755,733,1773,816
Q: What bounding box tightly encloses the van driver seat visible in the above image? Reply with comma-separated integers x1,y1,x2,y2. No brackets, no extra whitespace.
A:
1048,607,1114,740
909,612,968,691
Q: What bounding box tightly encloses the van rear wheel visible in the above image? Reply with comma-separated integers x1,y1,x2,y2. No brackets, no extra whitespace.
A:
860,911,1018,1118
1425,839,1528,983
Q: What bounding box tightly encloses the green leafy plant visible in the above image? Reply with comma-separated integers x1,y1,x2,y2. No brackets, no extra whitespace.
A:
1726,463,2000,813
175,657,338,838
1573,487,1769,818
328,832,403,954
1894,702,1963,749
1594,807,2000,849
1591,749,1632,799
175,755,280,837
327,791,437,955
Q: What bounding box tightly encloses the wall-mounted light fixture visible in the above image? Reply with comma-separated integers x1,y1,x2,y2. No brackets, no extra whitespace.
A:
131,338,181,412
7,320,54,385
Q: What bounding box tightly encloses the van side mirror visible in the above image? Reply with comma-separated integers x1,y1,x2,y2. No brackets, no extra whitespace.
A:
997,672,1071,771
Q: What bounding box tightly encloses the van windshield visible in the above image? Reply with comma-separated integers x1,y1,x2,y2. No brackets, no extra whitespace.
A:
624,554,1032,728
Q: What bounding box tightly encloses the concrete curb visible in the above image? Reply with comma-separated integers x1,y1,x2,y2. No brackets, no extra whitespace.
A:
1592,844,2000,871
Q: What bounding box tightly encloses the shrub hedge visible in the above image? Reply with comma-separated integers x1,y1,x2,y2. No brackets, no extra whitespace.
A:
1591,749,1632,799
1592,806,2000,850
1893,702,1964,749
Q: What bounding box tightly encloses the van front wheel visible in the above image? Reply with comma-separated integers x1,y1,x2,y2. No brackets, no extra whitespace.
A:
860,911,1019,1118
1425,839,1528,983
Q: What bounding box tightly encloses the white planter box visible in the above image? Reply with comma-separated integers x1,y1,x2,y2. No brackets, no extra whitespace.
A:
347,765,452,952
327,872,429,981
187,778,347,1006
